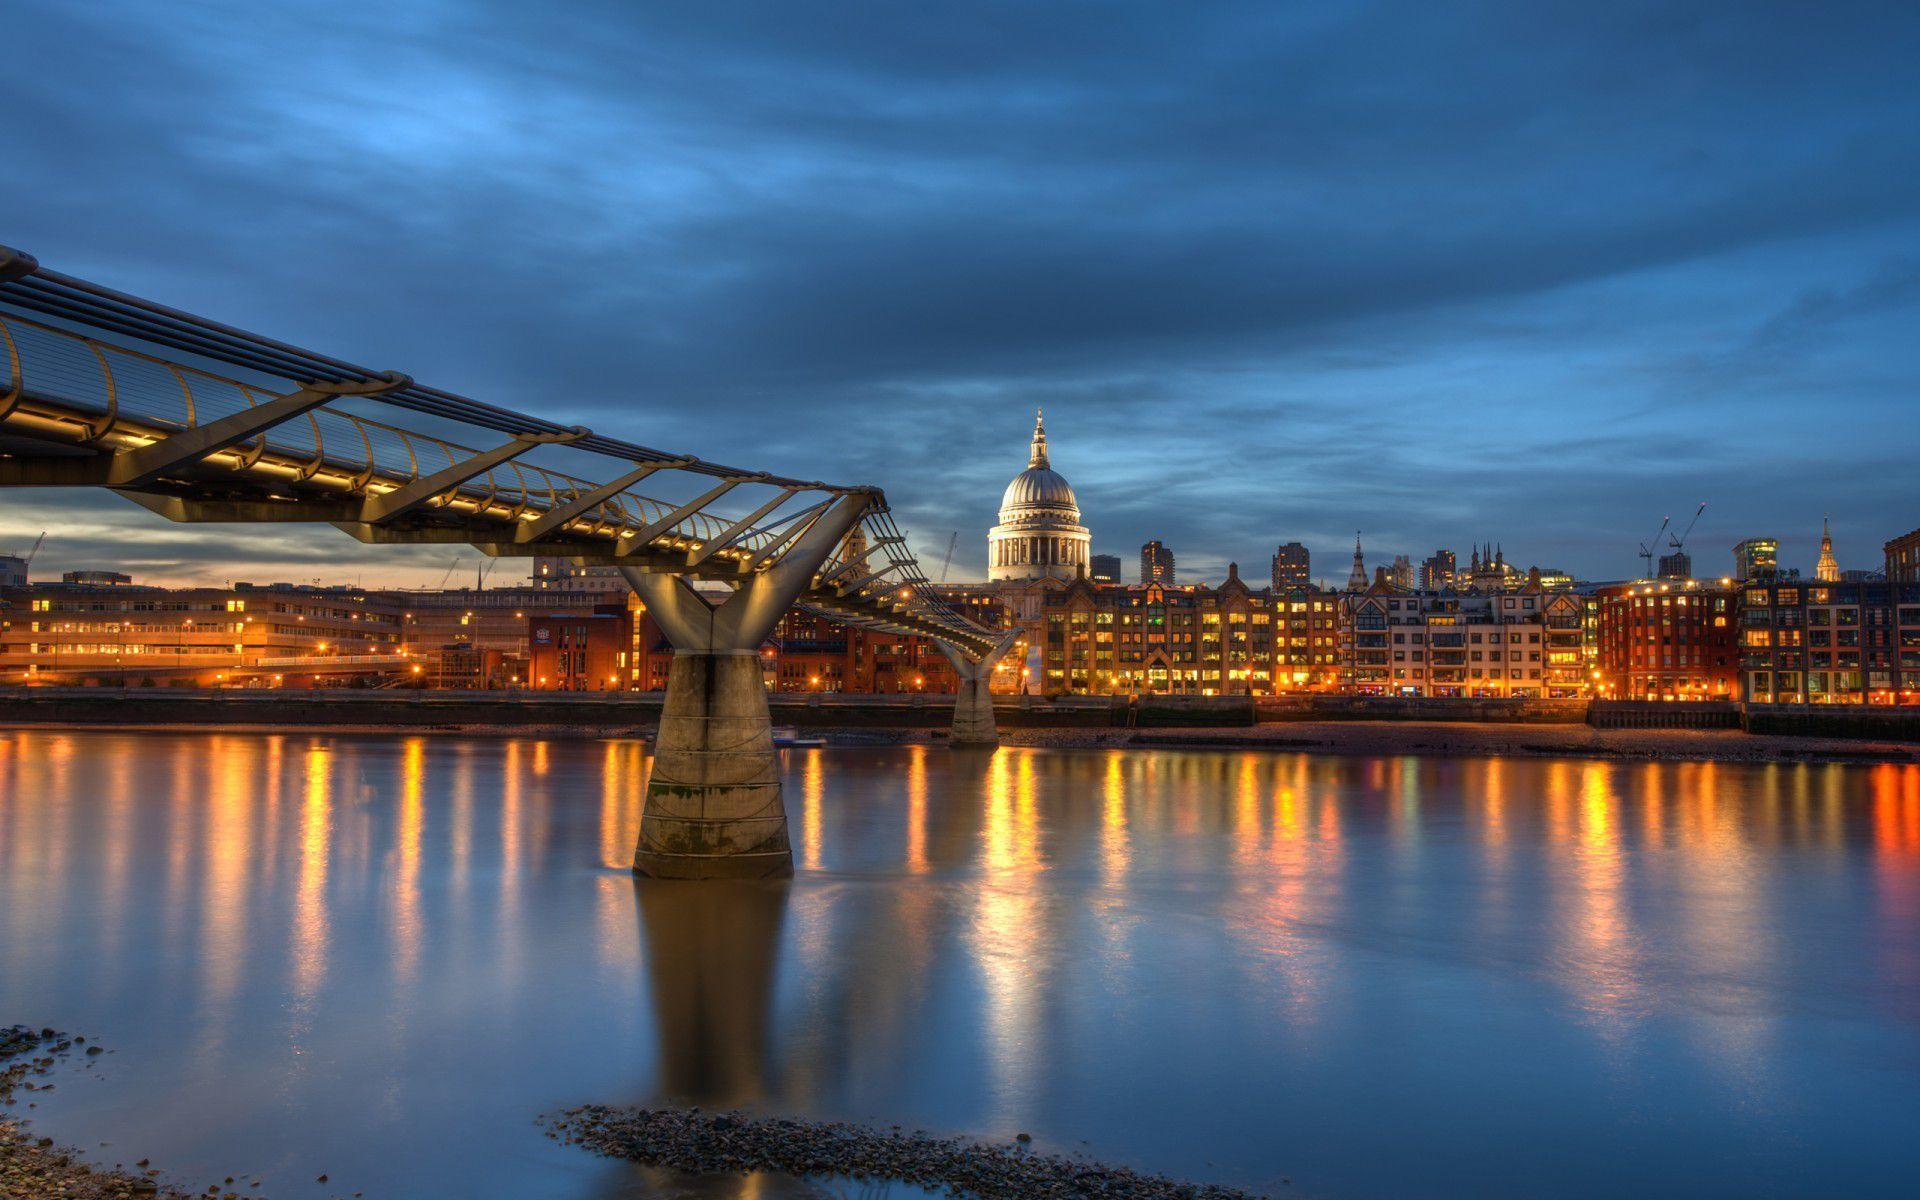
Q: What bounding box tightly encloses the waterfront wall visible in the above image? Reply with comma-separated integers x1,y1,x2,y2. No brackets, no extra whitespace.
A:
1256,695,1589,725
1587,701,1743,730
2,688,1916,741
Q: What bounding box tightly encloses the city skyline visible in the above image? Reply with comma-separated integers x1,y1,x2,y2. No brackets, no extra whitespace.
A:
2,2,1917,586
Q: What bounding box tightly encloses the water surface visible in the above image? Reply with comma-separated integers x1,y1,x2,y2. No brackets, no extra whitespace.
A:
2,729,1918,1198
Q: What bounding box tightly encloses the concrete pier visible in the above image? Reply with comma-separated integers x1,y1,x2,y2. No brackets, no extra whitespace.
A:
939,631,1022,748
634,652,791,879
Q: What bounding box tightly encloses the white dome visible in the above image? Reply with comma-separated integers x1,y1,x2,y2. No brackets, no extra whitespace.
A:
987,411,1091,584
1000,465,1079,519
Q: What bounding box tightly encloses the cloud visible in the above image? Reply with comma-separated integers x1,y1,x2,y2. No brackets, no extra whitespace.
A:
3,0,1917,586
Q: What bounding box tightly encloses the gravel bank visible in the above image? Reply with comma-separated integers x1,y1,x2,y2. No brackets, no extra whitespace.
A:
1,1026,200,1200
547,1104,1273,1199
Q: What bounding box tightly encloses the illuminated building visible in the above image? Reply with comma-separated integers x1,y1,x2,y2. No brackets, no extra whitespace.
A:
1594,580,1740,700
1739,578,1920,704
1733,537,1780,581
1036,566,1339,695
1270,542,1310,589
987,411,1090,582
1339,585,1585,697
1090,553,1122,584
1888,526,1920,583
1140,540,1175,586
0,580,405,686
1419,549,1456,590
527,604,648,692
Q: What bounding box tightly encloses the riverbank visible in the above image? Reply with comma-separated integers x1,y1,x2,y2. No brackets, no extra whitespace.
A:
1,1027,195,1200
547,1104,1276,1199
7,716,1917,764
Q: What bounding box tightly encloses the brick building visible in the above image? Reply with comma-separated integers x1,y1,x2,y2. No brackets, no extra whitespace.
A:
1594,580,1740,701
1033,566,1339,696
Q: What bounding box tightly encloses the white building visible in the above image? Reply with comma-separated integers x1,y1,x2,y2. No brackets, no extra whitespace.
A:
987,411,1090,583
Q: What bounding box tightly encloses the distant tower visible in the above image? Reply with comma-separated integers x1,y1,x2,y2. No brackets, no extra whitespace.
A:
1141,540,1175,586
1271,541,1310,590
1346,532,1367,591
1815,516,1840,582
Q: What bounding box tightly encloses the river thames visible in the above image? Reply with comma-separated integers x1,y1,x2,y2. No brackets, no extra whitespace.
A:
3,728,1918,1198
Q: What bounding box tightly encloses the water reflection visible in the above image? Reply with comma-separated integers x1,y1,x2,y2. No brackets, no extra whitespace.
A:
1,730,1918,1200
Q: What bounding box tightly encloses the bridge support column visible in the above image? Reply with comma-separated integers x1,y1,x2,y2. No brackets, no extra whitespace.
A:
938,632,1022,748
619,492,872,879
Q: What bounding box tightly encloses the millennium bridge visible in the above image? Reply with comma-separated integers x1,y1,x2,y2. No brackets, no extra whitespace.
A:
0,242,1019,878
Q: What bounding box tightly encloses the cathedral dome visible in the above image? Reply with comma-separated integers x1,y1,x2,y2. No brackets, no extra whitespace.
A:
997,412,1079,522
1000,464,1078,518
987,411,1091,584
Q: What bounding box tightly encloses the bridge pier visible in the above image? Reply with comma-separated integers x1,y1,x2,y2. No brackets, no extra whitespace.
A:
619,493,871,879
938,632,1022,748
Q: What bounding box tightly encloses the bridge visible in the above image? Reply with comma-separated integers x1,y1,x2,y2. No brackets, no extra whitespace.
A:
0,242,1019,878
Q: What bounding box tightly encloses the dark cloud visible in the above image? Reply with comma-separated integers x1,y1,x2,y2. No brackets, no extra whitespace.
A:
2,0,1917,586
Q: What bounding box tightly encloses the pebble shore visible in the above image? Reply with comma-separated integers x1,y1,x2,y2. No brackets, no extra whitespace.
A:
547,1104,1275,1199
1,1026,193,1200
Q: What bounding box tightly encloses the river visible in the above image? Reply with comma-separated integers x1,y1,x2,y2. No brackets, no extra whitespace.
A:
2,728,1917,1198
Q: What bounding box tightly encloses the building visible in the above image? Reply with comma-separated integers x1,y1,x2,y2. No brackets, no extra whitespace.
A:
1140,540,1175,586
1271,542,1310,589
531,557,628,593
987,412,1090,582
1419,549,1455,591
1036,566,1339,695
1090,553,1122,584
1345,534,1367,591
528,604,642,691
1733,537,1779,581
1656,549,1692,580
61,570,132,586
1339,585,1585,698
1815,517,1840,582
1738,578,1920,704
1888,527,1920,583
1463,544,1517,592
0,557,26,588
1594,580,1740,701
1389,555,1415,590
0,579,407,686
766,610,962,693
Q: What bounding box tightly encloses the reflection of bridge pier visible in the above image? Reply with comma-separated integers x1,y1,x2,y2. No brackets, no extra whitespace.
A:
636,878,790,1105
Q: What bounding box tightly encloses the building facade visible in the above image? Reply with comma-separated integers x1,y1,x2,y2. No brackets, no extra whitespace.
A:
1035,567,1340,695
1738,579,1920,704
1271,542,1309,589
0,580,407,685
1594,580,1740,701
1339,586,1584,698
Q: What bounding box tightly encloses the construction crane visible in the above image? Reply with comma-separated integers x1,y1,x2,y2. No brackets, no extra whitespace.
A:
22,531,45,565
1668,502,1708,556
939,531,959,583
1637,515,1671,579
476,558,497,589
435,553,461,590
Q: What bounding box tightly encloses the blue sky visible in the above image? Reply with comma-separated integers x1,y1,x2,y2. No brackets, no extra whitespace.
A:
2,0,1916,586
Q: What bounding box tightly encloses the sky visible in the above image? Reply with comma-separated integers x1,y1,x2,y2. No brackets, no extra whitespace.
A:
2,0,1917,587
